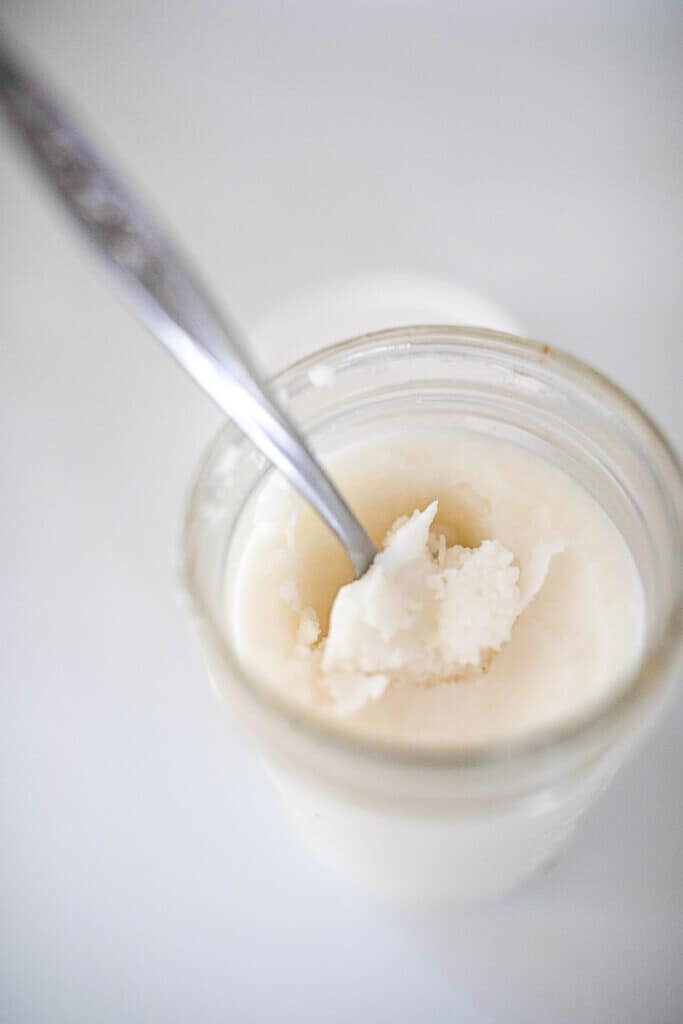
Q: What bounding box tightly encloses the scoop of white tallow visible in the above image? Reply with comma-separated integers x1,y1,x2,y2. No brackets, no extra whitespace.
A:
317,502,563,715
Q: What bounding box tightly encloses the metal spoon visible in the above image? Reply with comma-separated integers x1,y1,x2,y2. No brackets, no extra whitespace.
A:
0,42,377,577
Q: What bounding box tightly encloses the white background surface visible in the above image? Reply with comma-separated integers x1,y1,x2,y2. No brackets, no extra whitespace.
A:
2,2,682,1022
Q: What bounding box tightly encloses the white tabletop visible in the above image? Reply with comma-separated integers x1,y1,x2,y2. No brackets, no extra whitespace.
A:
2,2,682,1022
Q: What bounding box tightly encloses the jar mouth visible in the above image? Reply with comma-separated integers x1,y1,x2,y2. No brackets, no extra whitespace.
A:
182,325,683,772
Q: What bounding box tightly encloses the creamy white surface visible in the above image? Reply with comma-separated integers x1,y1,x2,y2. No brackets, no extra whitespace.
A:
228,432,645,745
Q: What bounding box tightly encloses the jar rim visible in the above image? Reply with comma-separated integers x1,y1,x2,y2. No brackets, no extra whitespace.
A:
182,325,683,773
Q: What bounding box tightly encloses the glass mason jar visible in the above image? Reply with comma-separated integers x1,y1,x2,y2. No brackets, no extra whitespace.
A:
181,327,683,905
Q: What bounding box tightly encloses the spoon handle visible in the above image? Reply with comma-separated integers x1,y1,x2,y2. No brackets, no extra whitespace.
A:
0,42,376,577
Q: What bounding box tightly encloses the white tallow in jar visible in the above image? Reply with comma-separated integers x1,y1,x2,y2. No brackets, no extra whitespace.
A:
183,327,683,905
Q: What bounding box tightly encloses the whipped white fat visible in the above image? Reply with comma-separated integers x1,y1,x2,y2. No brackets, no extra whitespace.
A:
312,502,563,715
229,433,645,745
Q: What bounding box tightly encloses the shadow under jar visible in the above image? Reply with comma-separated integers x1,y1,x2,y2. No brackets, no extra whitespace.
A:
182,326,682,905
